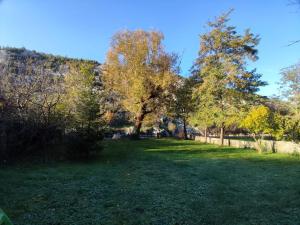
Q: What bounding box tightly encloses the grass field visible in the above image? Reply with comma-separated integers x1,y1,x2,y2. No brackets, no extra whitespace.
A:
1,139,300,225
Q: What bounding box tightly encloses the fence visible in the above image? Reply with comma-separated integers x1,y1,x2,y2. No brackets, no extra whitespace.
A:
194,136,300,154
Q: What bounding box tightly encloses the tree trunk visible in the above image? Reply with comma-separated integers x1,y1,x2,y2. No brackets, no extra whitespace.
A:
220,124,225,145
204,127,208,143
183,118,188,140
132,113,145,139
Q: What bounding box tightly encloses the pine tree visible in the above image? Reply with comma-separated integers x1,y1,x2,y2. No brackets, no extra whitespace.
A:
192,10,266,144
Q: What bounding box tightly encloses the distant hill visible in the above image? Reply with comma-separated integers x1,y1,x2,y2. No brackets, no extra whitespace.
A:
0,47,101,78
0,47,130,127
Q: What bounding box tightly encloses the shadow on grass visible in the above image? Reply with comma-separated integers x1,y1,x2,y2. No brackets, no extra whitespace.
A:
4,138,299,169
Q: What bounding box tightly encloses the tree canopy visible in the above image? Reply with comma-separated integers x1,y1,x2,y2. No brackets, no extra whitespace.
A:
103,30,179,138
192,10,266,144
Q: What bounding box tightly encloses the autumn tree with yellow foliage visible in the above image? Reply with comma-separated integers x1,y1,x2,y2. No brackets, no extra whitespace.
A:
241,105,284,152
103,30,179,138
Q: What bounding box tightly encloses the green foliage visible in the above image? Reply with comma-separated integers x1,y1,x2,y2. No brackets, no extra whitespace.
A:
280,114,300,142
278,61,300,141
170,77,196,120
62,62,102,129
192,11,266,138
60,62,105,159
168,76,198,138
64,127,103,159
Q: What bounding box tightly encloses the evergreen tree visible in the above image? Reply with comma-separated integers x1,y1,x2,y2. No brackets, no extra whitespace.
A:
62,62,102,130
169,76,198,139
192,10,266,144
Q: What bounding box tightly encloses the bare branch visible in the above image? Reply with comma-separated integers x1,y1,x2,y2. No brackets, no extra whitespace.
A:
287,40,300,46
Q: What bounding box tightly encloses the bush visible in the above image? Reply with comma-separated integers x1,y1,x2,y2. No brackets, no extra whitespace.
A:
64,127,103,159
0,119,63,164
0,118,104,164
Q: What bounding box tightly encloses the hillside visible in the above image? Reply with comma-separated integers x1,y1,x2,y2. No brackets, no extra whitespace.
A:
0,47,101,78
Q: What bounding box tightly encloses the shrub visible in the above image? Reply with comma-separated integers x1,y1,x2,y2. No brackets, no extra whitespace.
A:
0,119,63,164
64,127,103,159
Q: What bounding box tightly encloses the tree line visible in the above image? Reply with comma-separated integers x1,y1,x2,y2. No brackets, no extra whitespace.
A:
0,11,299,163
104,11,300,146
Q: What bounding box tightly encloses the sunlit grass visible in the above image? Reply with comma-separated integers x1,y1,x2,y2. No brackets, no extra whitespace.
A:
1,138,300,225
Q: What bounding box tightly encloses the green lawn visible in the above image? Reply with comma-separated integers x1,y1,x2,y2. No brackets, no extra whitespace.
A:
1,139,300,225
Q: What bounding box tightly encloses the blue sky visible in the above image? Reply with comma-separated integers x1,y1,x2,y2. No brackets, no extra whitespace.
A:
0,0,299,96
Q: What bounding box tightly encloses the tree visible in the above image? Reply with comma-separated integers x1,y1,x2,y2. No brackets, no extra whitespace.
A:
188,91,216,142
278,62,300,141
241,105,283,152
192,10,266,145
0,60,65,162
169,76,197,139
279,62,300,111
0,61,64,124
62,62,102,130
103,30,179,138
59,62,104,158
0,48,104,162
